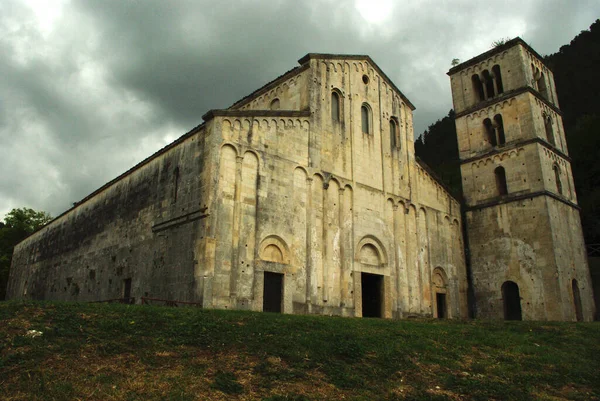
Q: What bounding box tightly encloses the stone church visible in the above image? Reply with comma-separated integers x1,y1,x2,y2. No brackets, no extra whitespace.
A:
7,38,596,321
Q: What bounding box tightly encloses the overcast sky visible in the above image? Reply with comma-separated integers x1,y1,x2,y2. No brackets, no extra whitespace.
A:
1,0,598,219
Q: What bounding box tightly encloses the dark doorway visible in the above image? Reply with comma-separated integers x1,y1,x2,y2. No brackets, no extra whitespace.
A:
572,279,583,322
436,293,447,319
502,281,522,320
361,273,383,318
123,278,132,301
263,272,283,313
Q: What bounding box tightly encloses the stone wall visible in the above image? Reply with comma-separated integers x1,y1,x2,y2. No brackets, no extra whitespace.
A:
7,127,208,303
7,54,468,320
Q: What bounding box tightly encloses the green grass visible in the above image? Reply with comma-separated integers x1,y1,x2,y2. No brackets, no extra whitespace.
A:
0,301,598,400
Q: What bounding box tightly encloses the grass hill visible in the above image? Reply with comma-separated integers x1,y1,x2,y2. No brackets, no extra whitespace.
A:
1,301,599,400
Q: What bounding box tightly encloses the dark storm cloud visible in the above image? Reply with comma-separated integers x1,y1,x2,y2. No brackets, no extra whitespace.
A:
1,0,599,218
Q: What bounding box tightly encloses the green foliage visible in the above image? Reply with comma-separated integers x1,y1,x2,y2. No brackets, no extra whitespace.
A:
0,302,599,400
414,110,462,198
0,208,52,300
545,19,600,243
491,37,512,48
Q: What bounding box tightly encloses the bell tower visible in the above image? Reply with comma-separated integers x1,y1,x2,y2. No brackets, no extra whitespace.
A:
448,38,595,321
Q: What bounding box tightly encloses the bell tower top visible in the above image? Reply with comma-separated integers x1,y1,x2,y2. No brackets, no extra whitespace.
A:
447,37,559,115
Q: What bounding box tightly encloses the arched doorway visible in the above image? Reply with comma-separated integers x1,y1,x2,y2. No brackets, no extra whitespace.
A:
572,279,583,322
432,268,449,319
502,281,522,320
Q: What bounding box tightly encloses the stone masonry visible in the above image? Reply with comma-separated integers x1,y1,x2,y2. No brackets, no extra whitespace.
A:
448,38,595,321
8,42,594,321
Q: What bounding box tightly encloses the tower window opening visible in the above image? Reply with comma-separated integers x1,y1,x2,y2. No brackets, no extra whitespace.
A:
331,91,340,122
492,65,504,94
389,118,397,150
538,73,549,100
472,74,484,103
482,70,495,98
544,113,555,146
494,114,505,145
361,103,371,134
484,118,496,147
553,164,563,195
495,166,508,196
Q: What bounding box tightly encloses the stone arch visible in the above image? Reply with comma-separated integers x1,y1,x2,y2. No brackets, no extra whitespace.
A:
356,235,387,267
432,267,449,319
220,143,239,157
259,235,290,264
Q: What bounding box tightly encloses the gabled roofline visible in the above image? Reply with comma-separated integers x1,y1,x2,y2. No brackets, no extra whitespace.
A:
447,37,550,76
228,64,310,110
299,53,416,110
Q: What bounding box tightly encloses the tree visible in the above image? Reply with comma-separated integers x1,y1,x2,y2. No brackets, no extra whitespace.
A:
0,208,52,300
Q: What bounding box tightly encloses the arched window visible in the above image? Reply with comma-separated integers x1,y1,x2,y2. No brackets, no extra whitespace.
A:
472,74,484,103
494,114,505,145
482,70,495,98
483,118,496,147
495,166,508,196
553,164,563,195
538,73,549,100
389,118,397,150
270,98,280,110
572,279,583,322
502,281,522,320
544,113,555,146
331,91,340,122
492,65,504,94
361,103,371,134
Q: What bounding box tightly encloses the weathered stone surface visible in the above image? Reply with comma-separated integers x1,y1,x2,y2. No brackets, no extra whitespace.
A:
449,38,595,321
8,53,469,319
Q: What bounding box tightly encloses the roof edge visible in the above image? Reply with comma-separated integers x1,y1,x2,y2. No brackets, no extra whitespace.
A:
447,37,550,76
203,109,311,122
299,53,416,111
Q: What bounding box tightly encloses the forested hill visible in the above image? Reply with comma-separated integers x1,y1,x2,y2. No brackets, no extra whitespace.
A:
415,19,600,244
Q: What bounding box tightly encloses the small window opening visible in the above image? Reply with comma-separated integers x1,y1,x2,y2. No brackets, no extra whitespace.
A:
472,74,484,103
331,91,340,122
572,279,583,322
538,73,549,100
495,166,508,196
482,70,495,98
361,104,371,134
492,65,504,94
484,118,496,146
544,113,555,146
553,164,563,195
173,166,180,203
270,98,280,110
494,114,505,145
389,118,397,150
362,74,369,85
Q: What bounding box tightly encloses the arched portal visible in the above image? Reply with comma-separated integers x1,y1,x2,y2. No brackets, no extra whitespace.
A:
572,279,583,322
432,268,449,319
502,281,522,320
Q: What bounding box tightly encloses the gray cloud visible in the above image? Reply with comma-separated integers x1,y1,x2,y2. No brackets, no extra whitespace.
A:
1,0,598,218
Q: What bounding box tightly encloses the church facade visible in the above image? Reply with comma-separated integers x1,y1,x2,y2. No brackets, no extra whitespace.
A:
6,40,595,321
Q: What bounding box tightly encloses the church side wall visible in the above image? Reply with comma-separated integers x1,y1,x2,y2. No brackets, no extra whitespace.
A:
546,198,595,321
7,130,208,303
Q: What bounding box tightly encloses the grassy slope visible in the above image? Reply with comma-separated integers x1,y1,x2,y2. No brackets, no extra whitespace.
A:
0,302,599,401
